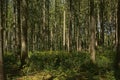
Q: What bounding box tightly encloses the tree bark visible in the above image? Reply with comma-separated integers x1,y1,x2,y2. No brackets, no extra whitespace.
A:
100,0,104,45
69,0,72,52
114,1,120,80
0,0,4,79
0,28,4,80
21,0,28,67
63,8,66,50
115,0,120,70
89,0,96,63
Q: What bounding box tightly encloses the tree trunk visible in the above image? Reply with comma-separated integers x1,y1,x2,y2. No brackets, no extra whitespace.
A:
16,0,21,60
42,0,46,50
63,9,66,50
5,0,8,52
115,0,120,70
0,0,4,79
69,0,72,52
100,0,104,45
21,0,28,67
46,0,50,50
89,0,96,63
77,1,82,52
0,27,4,80
114,1,120,79
115,6,118,48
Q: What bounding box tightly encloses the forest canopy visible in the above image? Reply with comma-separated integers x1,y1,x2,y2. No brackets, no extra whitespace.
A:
0,0,120,80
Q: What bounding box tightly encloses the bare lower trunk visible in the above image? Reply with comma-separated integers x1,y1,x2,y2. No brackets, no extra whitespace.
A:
63,10,66,50
20,0,28,67
0,62,4,80
90,0,96,63
0,29,4,80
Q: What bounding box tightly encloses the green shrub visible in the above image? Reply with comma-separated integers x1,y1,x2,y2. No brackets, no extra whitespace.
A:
4,49,116,80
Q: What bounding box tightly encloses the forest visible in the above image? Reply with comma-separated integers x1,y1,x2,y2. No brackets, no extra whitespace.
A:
0,0,120,80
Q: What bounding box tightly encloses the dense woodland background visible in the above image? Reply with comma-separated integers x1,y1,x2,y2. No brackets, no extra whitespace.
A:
0,0,120,80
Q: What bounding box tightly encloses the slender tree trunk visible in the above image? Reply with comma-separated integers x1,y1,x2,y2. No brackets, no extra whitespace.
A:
0,0,4,79
89,0,96,63
0,25,4,80
115,6,118,48
46,0,49,50
63,9,66,50
42,0,46,50
69,0,72,52
77,1,82,52
115,0,120,70
13,0,17,57
96,5,100,47
5,0,8,52
21,0,28,67
31,24,35,52
16,0,21,59
67,30,69,52
100,0,104,45
114,1,120,79
50,28,53,51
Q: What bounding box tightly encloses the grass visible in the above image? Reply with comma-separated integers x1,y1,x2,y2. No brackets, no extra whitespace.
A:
4,47,116,80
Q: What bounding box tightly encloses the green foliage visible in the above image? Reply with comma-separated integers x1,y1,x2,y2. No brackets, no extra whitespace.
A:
4,49,116,80
4,52,20,80
26,51,90,73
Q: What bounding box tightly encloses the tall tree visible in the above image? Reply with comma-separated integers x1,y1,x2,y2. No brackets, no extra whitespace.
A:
63,0,66,50
89,0,96,63
0,0,4,79
100,0,105,45
16,0,21,59
114,1,120,79
115,0,120,72
69,0,73,52
42,0,46,50
0,20,4,80
20,0,28,67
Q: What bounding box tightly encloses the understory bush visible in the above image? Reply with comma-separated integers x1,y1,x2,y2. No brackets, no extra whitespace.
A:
4,49,116,80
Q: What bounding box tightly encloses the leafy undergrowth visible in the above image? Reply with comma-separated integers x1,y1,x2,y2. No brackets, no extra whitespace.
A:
4,48,116,80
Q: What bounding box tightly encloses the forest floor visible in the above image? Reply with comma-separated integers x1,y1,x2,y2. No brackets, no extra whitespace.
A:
4,47,117,80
